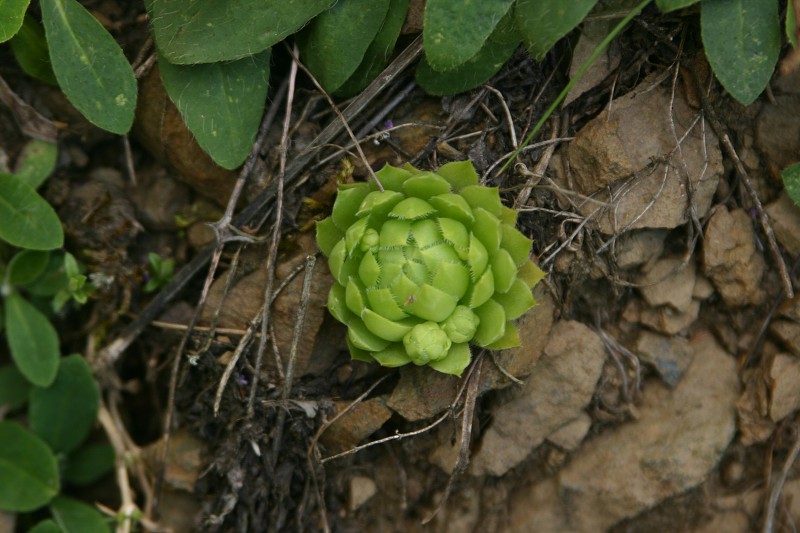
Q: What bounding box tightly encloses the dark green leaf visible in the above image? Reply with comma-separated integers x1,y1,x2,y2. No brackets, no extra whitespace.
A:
10,14,58,85
0,364,32,410
298,0,391,93
7,249,50,285
5,292,60,387
789,1,798,47
0,420,59,512
50,496,109,533
782,162,800,206
149,0,333,64
423,0,515,71
24,252,68,296
14,139,58,189
701,0,780,105
64,443,114,486
30,354,99,454
655,0,699,12
416,11,519,96
41,0,137,133
0,0,30,42
0,173,63,250
30,519,63,533
336,0,409,96
158,50,271,169
515,0,598,60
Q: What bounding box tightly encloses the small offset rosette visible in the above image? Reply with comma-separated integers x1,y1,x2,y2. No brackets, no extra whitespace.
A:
316,161,545,376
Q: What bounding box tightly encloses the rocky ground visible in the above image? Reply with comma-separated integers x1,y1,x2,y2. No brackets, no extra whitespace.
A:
3,7,800,533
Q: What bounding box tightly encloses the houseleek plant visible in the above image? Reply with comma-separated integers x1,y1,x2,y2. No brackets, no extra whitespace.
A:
316,161,545,376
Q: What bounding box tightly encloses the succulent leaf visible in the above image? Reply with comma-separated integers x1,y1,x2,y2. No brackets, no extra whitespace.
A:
429,342,472,376
472,207,502,253
403,322,452,364
332,183,371,230
317,161,544,374
316,217,344,256
437,160,480,191
403,172,452,198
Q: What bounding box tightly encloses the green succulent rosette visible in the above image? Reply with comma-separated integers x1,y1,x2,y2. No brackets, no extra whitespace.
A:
316,161,545,376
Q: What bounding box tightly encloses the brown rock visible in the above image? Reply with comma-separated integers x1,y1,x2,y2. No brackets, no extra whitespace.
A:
546,413,593,451
470,321,606,476
769,354,800,422
766,192,800,257
692,274,715,300
614,229,667,269
638,257,696,313
703,207,766,306
568,81,722,233
737,367,775,445
508,331,738,532
771,319,800,356
201,233,336,377
635,331,694,387
639,300,700,335
321,397,392,454
348,476,377,511
479,285,556,392
386,367,458,422
756,94,800,176
134,65,237,203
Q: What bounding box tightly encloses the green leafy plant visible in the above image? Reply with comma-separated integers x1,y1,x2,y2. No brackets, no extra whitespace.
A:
3,0,796,170
143,252,175,293
316,161,545,376
0,138,112,531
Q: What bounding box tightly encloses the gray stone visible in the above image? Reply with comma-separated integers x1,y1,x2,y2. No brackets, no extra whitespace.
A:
471,321,606,476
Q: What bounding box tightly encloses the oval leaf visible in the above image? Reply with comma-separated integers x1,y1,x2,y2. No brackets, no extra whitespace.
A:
14,139,58,189
149,0,333,64
0,420,59,512
701,0,780,105
0,173,63,250
10,14,58,85
416,11,519,96
336,0,409,96
50,495,109,533
63,443,114,486
7,249,50,286
41,0,136,133
298,0,391,93
5,292,60,387
655,0,699,12
515,0,599,60
158,50,271,169
782,162,800,206
0,364,32,410
0,0,31,42
29,354,99,454
423,0,515,72
30,520,63,533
